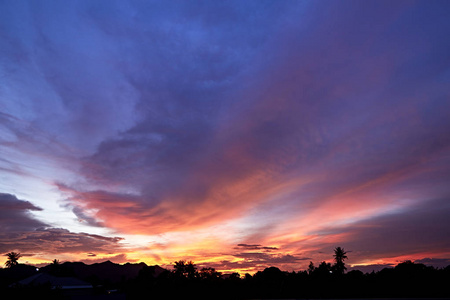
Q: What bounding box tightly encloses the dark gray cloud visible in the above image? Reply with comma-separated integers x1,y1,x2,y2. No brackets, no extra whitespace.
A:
235,244,278,251
415,258,450,269
0,193,123,255
0,193,46,232
71,206,105,228
0,227,124,255
233,252,308,264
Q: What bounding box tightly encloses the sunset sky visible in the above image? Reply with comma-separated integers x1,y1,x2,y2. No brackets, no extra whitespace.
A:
1,0,450,274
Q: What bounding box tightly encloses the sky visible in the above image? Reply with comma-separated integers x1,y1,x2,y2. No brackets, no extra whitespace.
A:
1,0,450,274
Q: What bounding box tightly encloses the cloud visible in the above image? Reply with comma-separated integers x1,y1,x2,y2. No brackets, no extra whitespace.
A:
203,252,310,274
71,206,105,228
415,258,450,269
355,198,450,256
80,253,136,265
0,193,124,256
235,244,279,251
1,1,293,155
308,197,450,262
233,252,308,264
0,227,124,255
0,1,141,153
221,243,310,272
0,193,46,232
53,1,450,241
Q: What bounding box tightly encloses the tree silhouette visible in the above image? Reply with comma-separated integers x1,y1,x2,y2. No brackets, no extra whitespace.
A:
227,272,241,280
199,267,221,280
333,246,348,275
5,251,21,268
308,261,316,274
317,261,332,275
173,260,197,279
173,260,186,277
48,258,62,275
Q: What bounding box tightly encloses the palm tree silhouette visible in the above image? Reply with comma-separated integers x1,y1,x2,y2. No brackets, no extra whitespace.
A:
49,258,62,275
173,260,197,278
5,252,21,268
333,247,348,275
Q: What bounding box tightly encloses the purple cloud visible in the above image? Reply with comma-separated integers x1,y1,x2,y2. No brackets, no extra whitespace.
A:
63,0,450,239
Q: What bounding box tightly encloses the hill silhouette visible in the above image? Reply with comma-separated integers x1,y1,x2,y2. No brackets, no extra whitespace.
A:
38,260,166,285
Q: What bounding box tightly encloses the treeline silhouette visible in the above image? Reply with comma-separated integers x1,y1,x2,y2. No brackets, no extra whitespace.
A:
2,247,450,299
127,257,450,299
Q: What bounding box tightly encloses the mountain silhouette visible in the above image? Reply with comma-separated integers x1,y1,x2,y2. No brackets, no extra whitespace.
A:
39,260,164,284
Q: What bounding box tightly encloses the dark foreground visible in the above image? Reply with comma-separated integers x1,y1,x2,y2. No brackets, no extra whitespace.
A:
1,260,450,299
